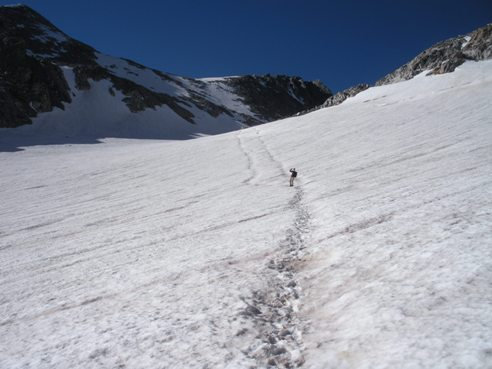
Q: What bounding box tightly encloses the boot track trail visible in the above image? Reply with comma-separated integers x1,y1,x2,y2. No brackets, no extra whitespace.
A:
237,128,312,368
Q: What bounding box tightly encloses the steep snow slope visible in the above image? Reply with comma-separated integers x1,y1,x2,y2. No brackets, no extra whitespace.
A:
1,60,491,369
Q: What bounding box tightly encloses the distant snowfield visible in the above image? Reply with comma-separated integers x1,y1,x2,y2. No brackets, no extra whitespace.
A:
1,60,491,368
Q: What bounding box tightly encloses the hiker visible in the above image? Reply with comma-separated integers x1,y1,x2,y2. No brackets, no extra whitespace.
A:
289,168,298,186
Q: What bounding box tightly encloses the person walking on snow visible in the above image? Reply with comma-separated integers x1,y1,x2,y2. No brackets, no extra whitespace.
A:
289,168,298,187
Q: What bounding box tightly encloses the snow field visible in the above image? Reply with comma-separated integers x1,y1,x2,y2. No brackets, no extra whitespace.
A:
0,132,300,368
0,60,491,368
256,60,492,369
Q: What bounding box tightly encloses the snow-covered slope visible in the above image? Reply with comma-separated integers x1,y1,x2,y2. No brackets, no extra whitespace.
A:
1,60,491,369
0,5,330,137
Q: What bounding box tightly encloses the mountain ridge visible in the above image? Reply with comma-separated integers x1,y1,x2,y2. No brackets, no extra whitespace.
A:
308,23,492,111
375,23,492,86
0,4,331,135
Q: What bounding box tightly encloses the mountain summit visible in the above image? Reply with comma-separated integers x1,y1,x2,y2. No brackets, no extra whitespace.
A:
0,5,331,137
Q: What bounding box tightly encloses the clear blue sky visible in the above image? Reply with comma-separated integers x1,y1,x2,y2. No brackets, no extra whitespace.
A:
3,0,491,92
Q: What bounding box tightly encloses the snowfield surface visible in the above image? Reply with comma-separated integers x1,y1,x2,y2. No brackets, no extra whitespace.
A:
1,60,492,369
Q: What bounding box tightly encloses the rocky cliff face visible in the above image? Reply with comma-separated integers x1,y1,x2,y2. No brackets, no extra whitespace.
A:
376,24,492,86
0,5,76,128
228,75,330,124
0,5,331,132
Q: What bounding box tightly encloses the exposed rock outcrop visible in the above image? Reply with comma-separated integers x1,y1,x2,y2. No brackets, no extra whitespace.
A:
228,75,331,124
321,83,369,108
0,6,73,127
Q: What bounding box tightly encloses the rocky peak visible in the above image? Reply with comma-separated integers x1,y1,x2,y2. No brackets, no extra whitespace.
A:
0,5,74,128
0,4,95,65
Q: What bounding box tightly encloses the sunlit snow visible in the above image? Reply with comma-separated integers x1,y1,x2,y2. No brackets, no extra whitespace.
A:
1,60,491,369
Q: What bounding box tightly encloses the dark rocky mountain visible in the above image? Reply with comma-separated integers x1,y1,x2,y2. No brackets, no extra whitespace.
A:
0,5,331,135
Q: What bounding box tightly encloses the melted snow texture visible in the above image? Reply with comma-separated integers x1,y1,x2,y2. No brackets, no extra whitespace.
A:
0,60,491,369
